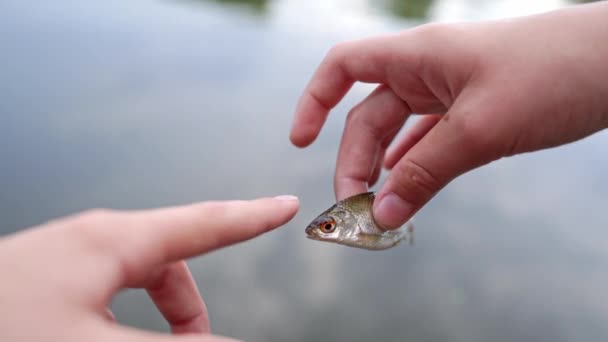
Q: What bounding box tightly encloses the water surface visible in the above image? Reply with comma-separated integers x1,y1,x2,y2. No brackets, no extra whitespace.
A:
1,1,607,341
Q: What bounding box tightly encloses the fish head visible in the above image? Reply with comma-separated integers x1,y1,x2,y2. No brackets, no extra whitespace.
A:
305,204,359,243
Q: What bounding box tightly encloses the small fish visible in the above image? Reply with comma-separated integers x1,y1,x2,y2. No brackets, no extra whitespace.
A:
305,192,414,250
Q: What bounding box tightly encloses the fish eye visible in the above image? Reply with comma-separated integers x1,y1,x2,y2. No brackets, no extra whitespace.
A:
320,221,336,233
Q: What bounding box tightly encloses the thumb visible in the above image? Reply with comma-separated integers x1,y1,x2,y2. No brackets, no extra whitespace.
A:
373,102,504,229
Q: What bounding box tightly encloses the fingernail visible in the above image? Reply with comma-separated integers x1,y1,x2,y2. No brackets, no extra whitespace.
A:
374,193,414,229
274,195,299,202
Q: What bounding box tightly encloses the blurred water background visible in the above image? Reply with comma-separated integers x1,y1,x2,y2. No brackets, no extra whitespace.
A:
1,0,607,341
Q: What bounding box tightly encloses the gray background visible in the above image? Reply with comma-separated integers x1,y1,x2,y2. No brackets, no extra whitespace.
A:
1,0,606,341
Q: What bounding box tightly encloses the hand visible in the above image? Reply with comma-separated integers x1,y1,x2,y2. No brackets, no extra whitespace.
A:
0,196,299,342
290,2,608,229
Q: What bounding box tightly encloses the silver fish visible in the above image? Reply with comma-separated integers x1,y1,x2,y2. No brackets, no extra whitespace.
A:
305,192,414,250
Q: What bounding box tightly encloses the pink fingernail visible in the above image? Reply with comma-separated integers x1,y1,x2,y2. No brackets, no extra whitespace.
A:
274,195,299,201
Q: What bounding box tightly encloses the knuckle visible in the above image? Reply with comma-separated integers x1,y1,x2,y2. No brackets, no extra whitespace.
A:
65,208,121,250
345,88,408,142
393,159,442,206
345,102,391,140
455,113,503,155
345,103,364,126
325,40,356,70
73,208,117,224
327,41,350,59
195,200,231,214
345,104,382,141
411,22,450,42
190,200,240,228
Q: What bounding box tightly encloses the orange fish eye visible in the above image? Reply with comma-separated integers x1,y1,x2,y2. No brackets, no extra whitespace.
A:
319,219,336,233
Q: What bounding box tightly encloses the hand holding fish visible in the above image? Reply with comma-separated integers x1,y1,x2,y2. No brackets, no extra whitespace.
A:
0,196,299,342
290,2,608,230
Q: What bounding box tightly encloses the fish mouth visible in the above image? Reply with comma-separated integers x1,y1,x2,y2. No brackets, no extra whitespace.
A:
305,225,318,239
305,225,313,235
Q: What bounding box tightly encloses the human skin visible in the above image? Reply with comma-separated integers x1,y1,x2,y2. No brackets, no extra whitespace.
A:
290,1,608,229
0,196,299,342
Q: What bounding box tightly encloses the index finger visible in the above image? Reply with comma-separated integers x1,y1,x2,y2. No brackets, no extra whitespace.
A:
289,35,397,147
75,196,299,288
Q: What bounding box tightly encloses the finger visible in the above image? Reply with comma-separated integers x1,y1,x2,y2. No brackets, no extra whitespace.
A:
103,308,116,323
144,261,209,334
384,114,442,170
108,326,241,342
290,35,400,147
367,148,385,188
75,196,299,288
374,97,501,229
334,85,409,200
